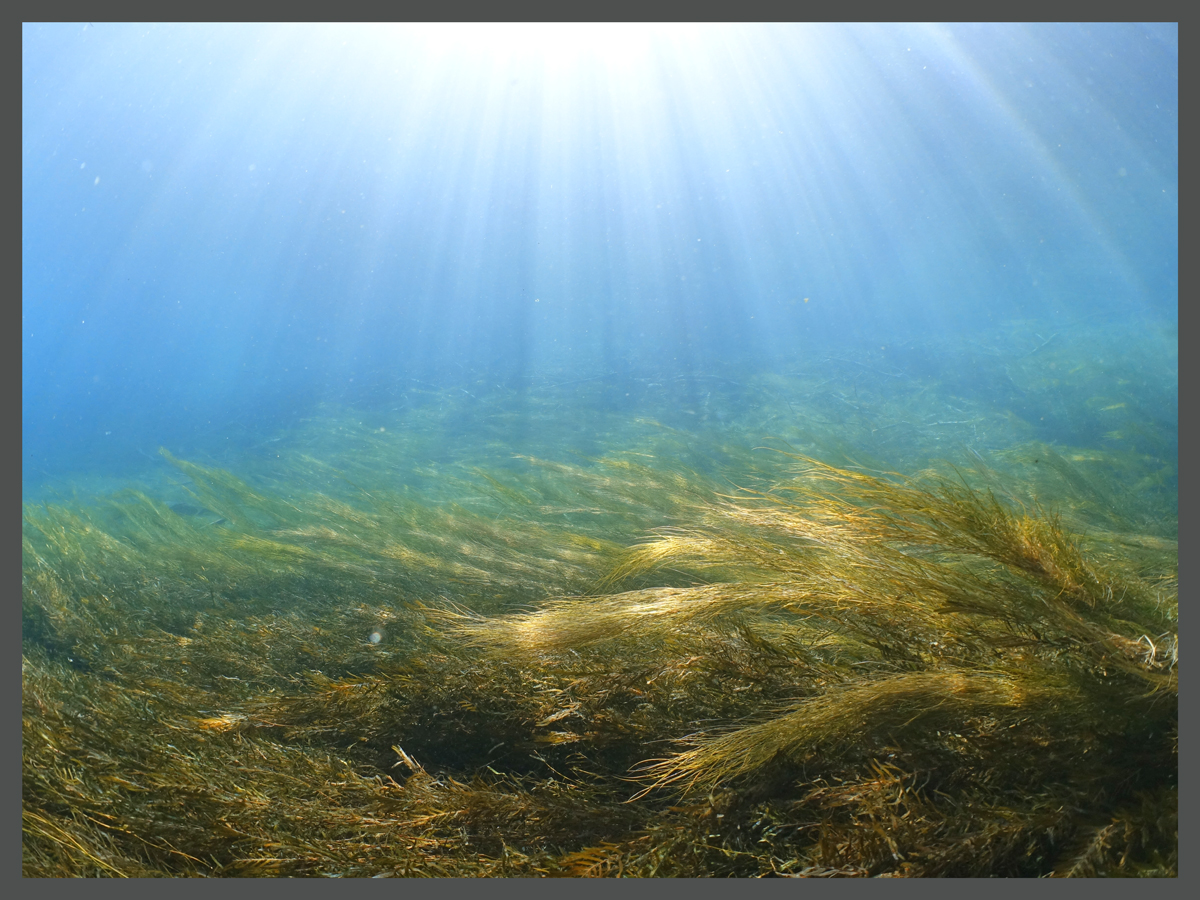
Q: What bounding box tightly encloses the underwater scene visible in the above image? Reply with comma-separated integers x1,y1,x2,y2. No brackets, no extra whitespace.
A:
22,23,1177,877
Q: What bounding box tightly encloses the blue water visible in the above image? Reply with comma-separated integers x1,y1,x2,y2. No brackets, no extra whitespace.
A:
22,23,1177,497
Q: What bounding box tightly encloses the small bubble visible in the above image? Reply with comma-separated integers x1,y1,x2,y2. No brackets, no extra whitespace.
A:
368,631,382,644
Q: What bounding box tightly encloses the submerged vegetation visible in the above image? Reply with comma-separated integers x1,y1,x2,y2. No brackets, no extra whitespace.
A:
23,331,1177,877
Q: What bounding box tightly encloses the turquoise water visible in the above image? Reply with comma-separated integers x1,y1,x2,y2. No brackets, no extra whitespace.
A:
21,25,1179,877
23,23,1177,503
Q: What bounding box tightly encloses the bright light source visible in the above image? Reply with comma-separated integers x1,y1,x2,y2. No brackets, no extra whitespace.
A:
395,22,697,73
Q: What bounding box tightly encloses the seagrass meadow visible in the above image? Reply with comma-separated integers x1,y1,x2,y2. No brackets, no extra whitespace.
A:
22,327,1177,877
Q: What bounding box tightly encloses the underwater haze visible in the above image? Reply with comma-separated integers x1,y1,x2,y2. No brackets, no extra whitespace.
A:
22,23,1179,878
22,22,1177,494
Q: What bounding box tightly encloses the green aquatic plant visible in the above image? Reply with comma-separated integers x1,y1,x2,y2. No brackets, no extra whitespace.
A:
446,454,1177,875
22,366,1176,877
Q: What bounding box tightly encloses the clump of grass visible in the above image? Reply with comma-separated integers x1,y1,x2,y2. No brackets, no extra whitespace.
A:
448,454,1177,875
22,391,1176,876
